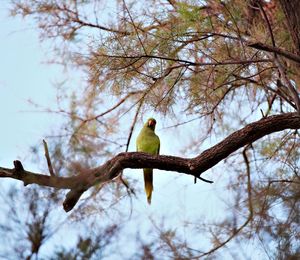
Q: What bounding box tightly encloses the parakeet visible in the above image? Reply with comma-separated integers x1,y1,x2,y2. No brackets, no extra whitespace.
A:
136,118,160,204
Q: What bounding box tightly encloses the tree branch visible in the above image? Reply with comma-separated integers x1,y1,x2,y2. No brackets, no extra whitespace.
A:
1,113,299,212
247,42,300,64
190,113,300,173
43,139,56,176
99,53,272,67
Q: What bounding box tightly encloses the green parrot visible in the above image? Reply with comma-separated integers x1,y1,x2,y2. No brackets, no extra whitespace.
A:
136,118,160,204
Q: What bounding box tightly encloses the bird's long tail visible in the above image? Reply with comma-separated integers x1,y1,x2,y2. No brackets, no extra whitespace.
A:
143,168,153,204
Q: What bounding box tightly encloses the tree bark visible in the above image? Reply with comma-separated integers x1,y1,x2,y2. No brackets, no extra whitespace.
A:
279,0,300,55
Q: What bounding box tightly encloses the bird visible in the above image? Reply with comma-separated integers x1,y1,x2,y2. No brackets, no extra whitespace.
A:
136,118,160,204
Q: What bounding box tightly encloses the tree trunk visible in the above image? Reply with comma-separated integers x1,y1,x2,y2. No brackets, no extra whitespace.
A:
279,0,300,55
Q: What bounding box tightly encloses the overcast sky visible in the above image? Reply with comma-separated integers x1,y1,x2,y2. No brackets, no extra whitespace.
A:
0,5,65,168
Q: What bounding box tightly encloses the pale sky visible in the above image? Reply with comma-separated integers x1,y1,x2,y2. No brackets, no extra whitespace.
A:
0,5,65,168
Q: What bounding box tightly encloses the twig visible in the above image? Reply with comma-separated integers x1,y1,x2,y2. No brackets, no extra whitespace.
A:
125,99,144,152
221,2,246,57
191,145,254,258
70,91,142,141
122,0,147,54
119,177,136,196
98,53,272,67
258,2,300,114
116,98,144,193
242,146,253,218
275,60,300,114
43,139,56,176
192,214,252,258
257,1,276,57
154,66,187,110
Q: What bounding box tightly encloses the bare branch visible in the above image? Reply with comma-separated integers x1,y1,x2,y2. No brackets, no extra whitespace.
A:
256,0,300,114
192,146,255,258
43,139,56,177
125,99,143,153
243,146,253,217
71,91,143,139
99,53,272,67
122,0,147,54
257,1,276,56
194,211,252,258
275,59,300,114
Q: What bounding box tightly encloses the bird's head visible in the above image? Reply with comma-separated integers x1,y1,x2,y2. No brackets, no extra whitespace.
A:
146,118,157,131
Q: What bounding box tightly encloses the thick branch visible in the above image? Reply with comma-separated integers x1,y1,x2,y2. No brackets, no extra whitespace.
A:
1,113,299,212
190,113,300,173
247,42,300,64
0,165,78,189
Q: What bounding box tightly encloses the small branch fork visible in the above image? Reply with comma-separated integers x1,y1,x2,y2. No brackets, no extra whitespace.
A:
0,113,299,212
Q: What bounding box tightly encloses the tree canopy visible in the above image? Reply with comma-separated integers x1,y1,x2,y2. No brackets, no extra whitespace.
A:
1,0,300,258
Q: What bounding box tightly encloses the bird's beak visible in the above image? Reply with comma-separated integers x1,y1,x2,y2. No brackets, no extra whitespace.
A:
148,120,156,127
